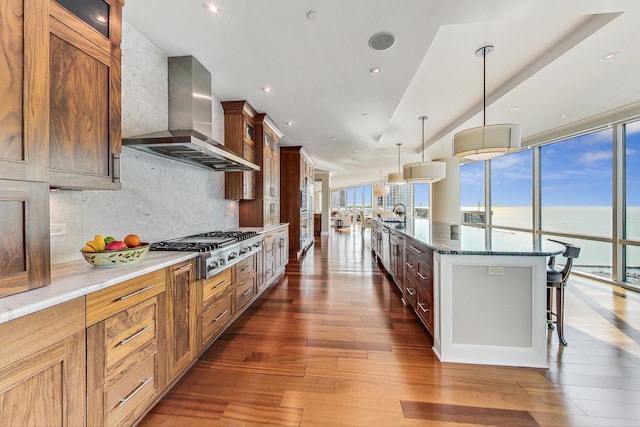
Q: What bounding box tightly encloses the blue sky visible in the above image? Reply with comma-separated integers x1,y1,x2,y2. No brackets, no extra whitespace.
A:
461,122,640,207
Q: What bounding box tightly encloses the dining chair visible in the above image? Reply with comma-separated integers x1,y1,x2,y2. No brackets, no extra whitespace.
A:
546,241,581,346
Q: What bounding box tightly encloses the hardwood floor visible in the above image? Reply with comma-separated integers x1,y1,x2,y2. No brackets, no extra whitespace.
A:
140,226,640,426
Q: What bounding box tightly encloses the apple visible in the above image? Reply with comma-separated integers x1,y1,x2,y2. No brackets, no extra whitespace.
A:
106,241,127,251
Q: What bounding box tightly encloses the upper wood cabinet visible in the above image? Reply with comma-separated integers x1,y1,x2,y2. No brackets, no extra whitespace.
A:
0,179,50,298
223,100,257,200
48,0,122,190
238,112,283,227
0,0,49,183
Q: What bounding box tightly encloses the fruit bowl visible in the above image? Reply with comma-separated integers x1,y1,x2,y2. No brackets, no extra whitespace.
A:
81,244,150,267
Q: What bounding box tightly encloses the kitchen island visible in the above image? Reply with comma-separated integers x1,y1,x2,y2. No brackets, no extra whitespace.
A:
372,218,565,368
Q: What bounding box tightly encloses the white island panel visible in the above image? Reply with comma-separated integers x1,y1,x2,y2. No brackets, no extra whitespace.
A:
434,253,548,368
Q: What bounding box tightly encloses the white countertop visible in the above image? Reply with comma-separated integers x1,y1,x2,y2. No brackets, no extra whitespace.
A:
0,224,290,325
0,251,197,325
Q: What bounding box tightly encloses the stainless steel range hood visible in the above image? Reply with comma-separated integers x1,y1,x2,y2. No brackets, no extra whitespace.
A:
123,56,259,172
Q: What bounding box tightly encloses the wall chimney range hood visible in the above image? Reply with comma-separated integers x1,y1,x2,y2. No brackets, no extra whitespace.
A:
123,56,259,172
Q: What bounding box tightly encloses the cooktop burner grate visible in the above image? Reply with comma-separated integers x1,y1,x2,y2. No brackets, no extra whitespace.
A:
188,230,257,241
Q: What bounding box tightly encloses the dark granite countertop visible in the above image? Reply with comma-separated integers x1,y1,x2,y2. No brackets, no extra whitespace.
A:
375,218,565,256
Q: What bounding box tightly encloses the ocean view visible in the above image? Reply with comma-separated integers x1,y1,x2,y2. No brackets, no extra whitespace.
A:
464,206,640,283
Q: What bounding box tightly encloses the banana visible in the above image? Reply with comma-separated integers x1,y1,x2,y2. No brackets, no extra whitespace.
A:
94,234,106,252
86,240,101,252
82,245,97,253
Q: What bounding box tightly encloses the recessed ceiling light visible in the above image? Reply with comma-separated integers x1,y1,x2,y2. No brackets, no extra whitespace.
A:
205,3,220,14
358,136,364,139
560,113,569,118
306,11,319,22
352,150,360,155
331,137,337,141
286,121,293,126
262,87,272,93
370,67,382,75
598,52,618,61
510,106,523,112
362,113,369,118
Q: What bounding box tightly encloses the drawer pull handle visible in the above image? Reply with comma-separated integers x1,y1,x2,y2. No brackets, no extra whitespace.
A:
418,302,430,313
241,289,252,298
213,310,228,322
409,245,423,254
118,377,153,407
406,288,416,296
118,286,153,301
417,272,428,280
405,262,414,268
119,325,153,346
240,265,251,272
213,280,226,289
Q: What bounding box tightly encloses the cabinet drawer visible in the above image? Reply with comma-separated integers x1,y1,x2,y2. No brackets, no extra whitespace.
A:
86,269,165,326
417,262,432,291
264,258,275,282
104,297,157,379
404,280,417,309
202,292,233,345
416,290,433,333
202,268,232,306
235,275,255,313
405,253,417,282
235,255,255,282
106,354,157,427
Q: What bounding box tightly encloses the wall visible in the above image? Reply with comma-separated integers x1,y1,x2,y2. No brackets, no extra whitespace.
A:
49,22,237,264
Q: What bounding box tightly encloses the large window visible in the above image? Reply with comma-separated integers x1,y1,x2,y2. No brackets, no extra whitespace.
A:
540,128,613,238
626,120,640,240
413,183,430,218
490,149,532,230
460,161,485,225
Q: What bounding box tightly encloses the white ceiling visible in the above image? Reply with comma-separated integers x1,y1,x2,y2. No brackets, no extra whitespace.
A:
123,0,640,189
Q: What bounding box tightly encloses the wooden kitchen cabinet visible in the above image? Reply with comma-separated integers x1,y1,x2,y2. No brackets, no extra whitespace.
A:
0,0,48,183
389,229,405,293
48,0,123,190
405,237,434,334
0,180,50,298
263,225,288,289
233,254,257,314
280,146,314,260
238,112,283,226
0,298,86,427
223,100,257,200
199,268,233,351
157,259,198,391
85,269,165,427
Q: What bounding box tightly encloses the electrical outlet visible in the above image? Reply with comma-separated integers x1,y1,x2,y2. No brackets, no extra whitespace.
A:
50,223,67,236
488,266,504,276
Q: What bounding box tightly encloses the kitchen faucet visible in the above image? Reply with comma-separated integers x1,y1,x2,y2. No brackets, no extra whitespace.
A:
393,203,406,223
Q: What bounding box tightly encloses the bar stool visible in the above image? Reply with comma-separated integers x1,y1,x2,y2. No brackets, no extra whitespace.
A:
546,242,581,346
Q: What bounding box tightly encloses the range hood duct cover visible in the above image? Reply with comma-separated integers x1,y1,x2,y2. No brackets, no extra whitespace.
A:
122,56,259,172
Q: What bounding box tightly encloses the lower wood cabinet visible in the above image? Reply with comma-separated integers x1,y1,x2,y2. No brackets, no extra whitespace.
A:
405,238,434,334
0,298,86,427
158,259,198,391
263,225,288,288
86,270,165,427
199,268,233,350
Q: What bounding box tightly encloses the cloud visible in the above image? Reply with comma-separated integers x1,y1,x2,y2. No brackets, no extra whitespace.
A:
577,150,611,163
627,148,638,156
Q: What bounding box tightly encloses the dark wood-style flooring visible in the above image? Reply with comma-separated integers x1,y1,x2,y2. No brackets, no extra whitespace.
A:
140,226,640,426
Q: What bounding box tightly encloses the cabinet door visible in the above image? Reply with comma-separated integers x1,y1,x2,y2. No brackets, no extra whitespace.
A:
263,148,273,199
0,298,85,427
0,180,50,297
272,149,280,200
158,259,198,391
48,0,121,190
0,0,48,182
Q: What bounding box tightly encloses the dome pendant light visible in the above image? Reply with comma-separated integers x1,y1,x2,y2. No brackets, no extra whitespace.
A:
388,143,406,185
402,116,446,182
372,170,390,197
453,45,521,161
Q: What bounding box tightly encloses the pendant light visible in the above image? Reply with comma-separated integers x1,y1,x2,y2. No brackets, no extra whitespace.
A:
402,116,446,182
388,143,406,185
372,170,389,196
453,45,520,161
